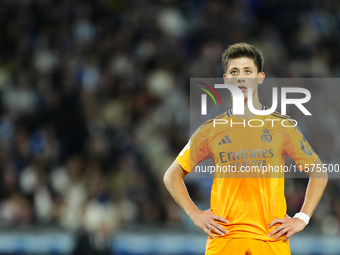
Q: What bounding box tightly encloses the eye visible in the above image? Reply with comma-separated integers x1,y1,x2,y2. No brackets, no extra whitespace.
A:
230,70,238,75
245,70,251,74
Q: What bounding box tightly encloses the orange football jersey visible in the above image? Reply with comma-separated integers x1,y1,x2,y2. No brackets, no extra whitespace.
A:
176,108,318,242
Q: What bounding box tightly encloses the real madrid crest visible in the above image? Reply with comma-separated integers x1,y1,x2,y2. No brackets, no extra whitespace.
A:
261,129,272,143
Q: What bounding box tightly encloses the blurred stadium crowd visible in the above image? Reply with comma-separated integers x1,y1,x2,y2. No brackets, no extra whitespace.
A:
0,0,339,237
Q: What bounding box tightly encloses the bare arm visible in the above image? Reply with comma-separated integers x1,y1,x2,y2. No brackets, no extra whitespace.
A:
163,160,229,238
269,158,328,241
300,158,328,217
163,160,197,216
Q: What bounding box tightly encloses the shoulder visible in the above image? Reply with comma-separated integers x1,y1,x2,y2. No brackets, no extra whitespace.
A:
199,110,231,129
202,110,230,127
267,111,302,134
268,111,290,120
191,111,230,139
267,111,296,126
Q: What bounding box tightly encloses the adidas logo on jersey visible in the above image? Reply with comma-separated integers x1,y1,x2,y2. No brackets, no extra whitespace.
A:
218,135,232,145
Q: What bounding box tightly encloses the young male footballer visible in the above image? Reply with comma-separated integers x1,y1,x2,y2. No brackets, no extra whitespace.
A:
164,43,328,254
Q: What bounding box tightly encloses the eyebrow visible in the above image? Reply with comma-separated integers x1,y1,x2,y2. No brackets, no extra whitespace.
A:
228,66,254,70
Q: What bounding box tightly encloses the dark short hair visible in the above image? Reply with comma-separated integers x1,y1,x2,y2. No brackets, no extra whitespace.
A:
221,43,264,73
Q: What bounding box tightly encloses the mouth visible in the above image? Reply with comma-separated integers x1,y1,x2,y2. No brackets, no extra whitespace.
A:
238,85,247,92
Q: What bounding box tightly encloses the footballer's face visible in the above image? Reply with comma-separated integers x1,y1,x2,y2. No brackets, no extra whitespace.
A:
223,57,265,98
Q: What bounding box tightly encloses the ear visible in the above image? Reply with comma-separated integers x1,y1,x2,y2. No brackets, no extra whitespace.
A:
258,72,265,84
223,73,227,83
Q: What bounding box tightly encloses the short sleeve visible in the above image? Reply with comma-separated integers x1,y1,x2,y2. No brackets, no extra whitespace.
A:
283,120,318,171
176,124,211,172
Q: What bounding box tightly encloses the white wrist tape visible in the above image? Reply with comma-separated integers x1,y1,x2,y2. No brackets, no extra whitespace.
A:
293,212,310,225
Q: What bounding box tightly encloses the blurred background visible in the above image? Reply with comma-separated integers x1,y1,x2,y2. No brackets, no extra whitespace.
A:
0,0,339,254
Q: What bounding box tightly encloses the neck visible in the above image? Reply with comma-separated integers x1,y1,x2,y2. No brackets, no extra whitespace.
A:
233,91,262,119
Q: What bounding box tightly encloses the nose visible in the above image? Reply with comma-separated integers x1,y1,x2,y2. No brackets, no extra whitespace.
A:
237,71,246,83
237,77,245,84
